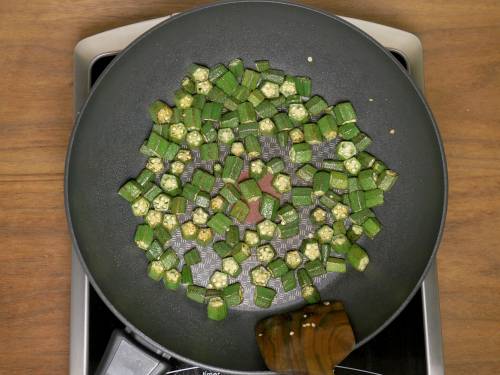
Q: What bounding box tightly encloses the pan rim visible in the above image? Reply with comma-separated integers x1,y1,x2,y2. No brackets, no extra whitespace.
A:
64,1,448,372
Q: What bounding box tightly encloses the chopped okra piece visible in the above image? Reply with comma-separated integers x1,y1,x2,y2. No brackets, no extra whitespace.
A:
136,169,155,187
257,219,277,241
220,183,241,204
209,270,229,290
146,241,164,262
272,173,292,193
255,60,271,72
316,225,334,244
254,286,276,308
182,108,202,131
300,238,321,261
288,103,310,126
210,195,229,213
188,64,209,82
336,141,357,160
184,248,201,266
350,208,375,225
135,224,154,250
207,213,232,235
207,297,228,321
238,122,259,139
222,257,241,277
261,69,285,84
332,220,346,235
291,187,313,207
344,157,362,176
277,131,289,147
281,270,297,292
145,210,163,228
304,259,327,277
196,227,214,246
278,204,299,225
146,157,164,174
297,268,313,288
221,111,239,128
181,221,198,240
334,101,357,124
320,243,332,263
241,69,261,90
319,191,341,209
186,130,204,149
222,155,244,184
169,160,185,176
288,128,304,145
305,95,328,115
181,264,193,285
329,171,349,190
244,135,262,159
149,100,173,124
223,283,243,307
358,151,376,169
273,112,293,131
266,157,285,175
303,123,323,145
159,248,179,270
251,266,272,286
200,142,219,161
169,123,188,145
145,132,169,158
285,94,302,105
310,207,327,225
332,234,351,254
317,114,338,140
362,217,382,239
347,224,364,242
358,170,378,191
258,118,276,136
377,169,399,191
202,102,223,122
228,58,244,80
192,207,209,226
232,242,251,263
275,221,299,239
213,241,233,258
244,230,260,247
255,100,278,118
162,213,179,233
295,76,312,97
289,142,312,163
196,80,213,95
268,258,289,278
313,171,330,197
230,200,250,223
239,179,262,202
347,244,369,272
332,203,350,221
160,174,181,196
326,257,347,273
131,197,150,217
260,81,280,99
215,71,239,96
209,63,228,83
352,132,372,151
118,180,142,203
256,244,276,264
372,160,388,174
147,260,165,281
364,188,384,208
182,183,200,202
260,193,279,220
250,159,267,180
348,190,366,212
296,164,317,183
285,250,302,270
238,102,257,124
176,149,192,163
171,196,187,214
323,159,345,172
207,86,227,104
187,285,207,304
230,141,245,157
248,89,266,107
202,122,218,142
192,169,216,193
302,284,321,304
279,75,297,97
338,123,360,140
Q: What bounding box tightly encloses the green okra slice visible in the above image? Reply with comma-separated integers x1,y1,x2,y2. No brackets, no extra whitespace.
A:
239,178,262,202
207,213,233,235
254,286,276,308
347,243,369,272
222,155,244,184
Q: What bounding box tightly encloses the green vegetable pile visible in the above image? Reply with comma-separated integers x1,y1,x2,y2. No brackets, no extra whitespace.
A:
118,59,399,320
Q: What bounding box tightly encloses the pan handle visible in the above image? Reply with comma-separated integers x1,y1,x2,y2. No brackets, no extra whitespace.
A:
95,329,172,375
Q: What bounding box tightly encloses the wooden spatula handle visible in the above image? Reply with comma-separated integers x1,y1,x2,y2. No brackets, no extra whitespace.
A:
256,301,355,375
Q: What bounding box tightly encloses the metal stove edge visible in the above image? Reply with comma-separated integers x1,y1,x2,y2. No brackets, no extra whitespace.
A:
71,14,444,375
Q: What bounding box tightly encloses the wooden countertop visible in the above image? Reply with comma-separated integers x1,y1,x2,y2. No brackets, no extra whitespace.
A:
0,1,499,374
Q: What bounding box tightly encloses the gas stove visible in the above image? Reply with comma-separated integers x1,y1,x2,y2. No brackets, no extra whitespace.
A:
71,13,444,375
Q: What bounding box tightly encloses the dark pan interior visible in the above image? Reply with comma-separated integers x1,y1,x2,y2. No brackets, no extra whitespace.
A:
66,1,446,372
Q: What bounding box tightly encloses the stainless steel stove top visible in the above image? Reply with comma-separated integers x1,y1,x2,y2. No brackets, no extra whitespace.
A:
71,14,444,375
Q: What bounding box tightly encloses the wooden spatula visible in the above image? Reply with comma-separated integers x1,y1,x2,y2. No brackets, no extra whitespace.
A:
256,301,355,375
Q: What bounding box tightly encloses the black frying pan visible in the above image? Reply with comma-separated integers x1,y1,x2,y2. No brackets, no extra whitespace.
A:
65,1,447,373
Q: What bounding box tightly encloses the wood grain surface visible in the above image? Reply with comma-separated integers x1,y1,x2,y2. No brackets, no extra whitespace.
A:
0,1,499,374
